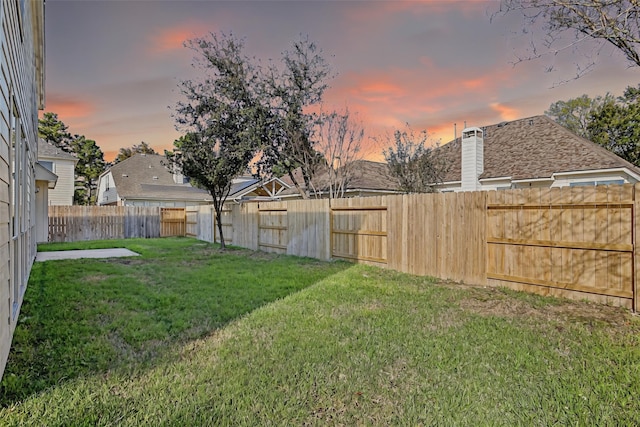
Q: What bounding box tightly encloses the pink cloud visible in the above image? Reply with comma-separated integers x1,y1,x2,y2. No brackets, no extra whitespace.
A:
149,22,209,54
43,94,95,120
490,102,520,121
342,1,489,23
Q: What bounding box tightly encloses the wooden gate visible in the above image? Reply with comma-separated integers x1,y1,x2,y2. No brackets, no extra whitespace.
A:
160,208,186,237
330,200,387,265
258,204,288,253
486,186,634,307
186,208,198,237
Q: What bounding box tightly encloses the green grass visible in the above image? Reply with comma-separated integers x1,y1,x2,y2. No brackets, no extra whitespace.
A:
1,238,639,425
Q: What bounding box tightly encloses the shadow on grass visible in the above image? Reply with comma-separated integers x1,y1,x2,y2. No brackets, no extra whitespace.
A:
0,238,351,406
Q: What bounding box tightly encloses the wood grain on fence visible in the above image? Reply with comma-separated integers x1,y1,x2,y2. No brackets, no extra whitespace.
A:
258,201,288,254
160,208,186,237
186,208,198,237
287,199,330,260
48,206,161,242
184,184,637,309
486,184,634,308
213,207,234,245
331,196,388,265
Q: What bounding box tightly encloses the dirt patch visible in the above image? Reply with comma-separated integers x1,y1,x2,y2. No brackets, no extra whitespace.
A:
457,285,634,331
106,259,146,266
83,274,110,284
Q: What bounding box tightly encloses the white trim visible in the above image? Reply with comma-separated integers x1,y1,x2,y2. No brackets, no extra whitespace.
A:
511,177,554,184
479,176,512,183
552,167,640,181
231,177,290,200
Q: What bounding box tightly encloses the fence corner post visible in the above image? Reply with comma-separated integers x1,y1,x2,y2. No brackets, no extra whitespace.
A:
634,183,639,312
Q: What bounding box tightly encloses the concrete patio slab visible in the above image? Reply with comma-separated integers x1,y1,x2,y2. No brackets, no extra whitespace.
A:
36,248,140,262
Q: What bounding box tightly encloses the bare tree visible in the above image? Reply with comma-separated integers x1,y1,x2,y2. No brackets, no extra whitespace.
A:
315,107,365,199
257,35,334,199
382,125,448,194
496,0,640,79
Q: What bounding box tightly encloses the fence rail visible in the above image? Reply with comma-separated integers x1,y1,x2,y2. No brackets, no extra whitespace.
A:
48,184,640,310
48,206,186,242
188,184,638,310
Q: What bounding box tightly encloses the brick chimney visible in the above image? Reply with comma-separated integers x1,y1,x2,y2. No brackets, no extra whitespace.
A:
461,127,483,191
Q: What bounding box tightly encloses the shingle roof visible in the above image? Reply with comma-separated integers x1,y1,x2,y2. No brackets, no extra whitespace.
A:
107,154,212,201
38,139,77,161
438,115,640,183
280,160,400,195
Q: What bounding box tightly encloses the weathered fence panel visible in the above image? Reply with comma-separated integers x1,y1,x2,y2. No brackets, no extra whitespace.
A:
287,199,331,260
258,202,288,254
48,206,161,242
214,206,235,246
62,183,634,310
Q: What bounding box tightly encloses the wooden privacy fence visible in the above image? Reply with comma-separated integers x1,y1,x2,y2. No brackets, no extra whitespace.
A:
160,208,186,237
188,184,639,310
48,206,187,242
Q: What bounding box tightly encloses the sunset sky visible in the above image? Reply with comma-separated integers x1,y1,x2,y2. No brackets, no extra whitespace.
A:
44,0,639,162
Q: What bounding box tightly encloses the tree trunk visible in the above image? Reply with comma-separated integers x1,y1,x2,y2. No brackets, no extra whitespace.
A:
213,203,227,250
288,170,309,199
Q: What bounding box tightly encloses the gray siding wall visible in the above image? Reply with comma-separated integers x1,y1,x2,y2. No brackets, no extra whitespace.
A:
0,0,44,379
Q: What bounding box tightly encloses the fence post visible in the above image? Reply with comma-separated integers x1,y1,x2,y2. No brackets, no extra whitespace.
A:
635,183,639,312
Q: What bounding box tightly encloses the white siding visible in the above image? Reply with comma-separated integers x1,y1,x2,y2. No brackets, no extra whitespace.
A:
0,0,44,379
96,171,119,205
44,158,75,205
123,199,210,208
440,169,639,193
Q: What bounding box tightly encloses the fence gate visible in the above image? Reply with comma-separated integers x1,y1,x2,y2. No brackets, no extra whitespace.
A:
330,204,387,265
258,204,288,253
186,208,198,237
160,208,186,237
486,186,634,307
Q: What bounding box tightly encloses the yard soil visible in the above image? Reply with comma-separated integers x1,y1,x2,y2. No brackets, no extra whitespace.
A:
456,283,634,330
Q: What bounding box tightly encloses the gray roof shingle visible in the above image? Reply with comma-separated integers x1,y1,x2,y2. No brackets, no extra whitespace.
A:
438,115,640,183
280,160,400,195
38,139,77,161
107,154,212,201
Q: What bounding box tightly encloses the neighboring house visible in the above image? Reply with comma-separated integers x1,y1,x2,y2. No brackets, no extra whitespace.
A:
280,160,402,199
0,1,46,379
37,139,77,205
227,175,291,202
96,153,213,207
436,115,640,192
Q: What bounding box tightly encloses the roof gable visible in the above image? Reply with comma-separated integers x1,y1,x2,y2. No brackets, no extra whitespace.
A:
439,115,640,183
37,139,77,161
280,160,400,196
105,154,212,201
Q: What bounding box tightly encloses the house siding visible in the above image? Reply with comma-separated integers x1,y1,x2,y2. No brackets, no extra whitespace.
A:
0,0,44,379
40,157,74,205
439,169,638,192
97,171,119,205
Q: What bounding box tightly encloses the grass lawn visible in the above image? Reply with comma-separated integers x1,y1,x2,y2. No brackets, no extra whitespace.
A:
1,237,639,425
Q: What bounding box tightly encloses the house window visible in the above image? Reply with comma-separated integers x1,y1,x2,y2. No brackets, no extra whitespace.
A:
597,179,624,186
10,99,23,320
570,180,625,187
569,181,595,187
40,160,54,172
16,0,26,42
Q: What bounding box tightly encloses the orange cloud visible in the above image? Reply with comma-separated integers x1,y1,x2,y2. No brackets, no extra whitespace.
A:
43,94,95,119
490,102,520,121
342,0,489,23
150,22,209,54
